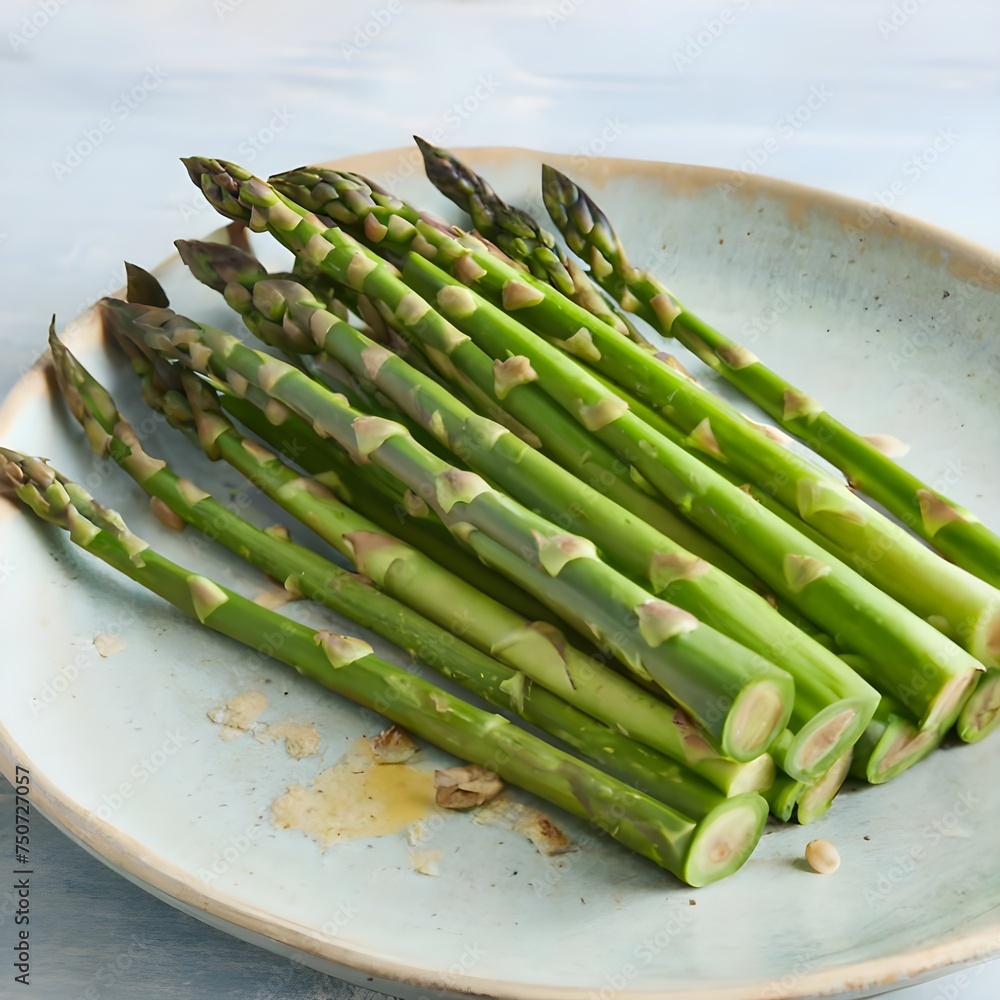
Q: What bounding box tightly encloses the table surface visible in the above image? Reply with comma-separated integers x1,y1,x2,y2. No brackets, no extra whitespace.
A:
1,0,998,996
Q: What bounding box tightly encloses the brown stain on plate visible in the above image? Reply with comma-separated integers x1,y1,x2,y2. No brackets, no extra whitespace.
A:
257,720,321,760
473,794,573,856
272,738,437,846
208,690,269,741
93,633,126,657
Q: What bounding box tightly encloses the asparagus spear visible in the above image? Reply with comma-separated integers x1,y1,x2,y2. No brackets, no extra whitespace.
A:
50,330,767,826
104,302,775,794
109,308,558,629
1,452,767,885
412,137,575,295
269,161,1000,674
394,251,983,731
762,774,802,823
795,751,853,825
542,164,1000,590
956,669,1000,744
849,700,943,785
763,738,852,824
411,138,651,347
194,252,880,781
838,653,945,782
190,157,986,732
179,238,757,590
110,291,795,765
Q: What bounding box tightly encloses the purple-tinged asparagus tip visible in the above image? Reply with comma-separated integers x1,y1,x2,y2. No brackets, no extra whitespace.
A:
181,157,254,224
175,239,264,294
124,262,169,307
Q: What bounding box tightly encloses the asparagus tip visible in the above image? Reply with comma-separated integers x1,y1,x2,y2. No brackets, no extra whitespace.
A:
540,162,573,194
175,238,263,294
125,261,170,308
181,157,253,224
0,448,26,491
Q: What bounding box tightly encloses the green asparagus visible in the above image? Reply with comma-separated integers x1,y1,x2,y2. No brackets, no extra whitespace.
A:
270,159,1000,674
111,292,796,764
104,299,778,791
188,247,881,780
1,451,766,885
411,138,651,347
541,164,1000,590
51,328,769,827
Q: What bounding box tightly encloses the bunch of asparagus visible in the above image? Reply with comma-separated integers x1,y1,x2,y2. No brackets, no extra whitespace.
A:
5,140,999,889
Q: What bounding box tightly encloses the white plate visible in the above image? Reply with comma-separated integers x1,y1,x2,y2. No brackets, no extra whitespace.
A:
2,147,1000,1000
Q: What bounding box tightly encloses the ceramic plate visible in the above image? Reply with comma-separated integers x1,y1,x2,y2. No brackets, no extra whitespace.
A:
2,147,1000,1000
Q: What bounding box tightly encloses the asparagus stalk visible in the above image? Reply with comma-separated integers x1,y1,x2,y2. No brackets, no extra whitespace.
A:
761,730,809,823
179,238,759,592
269,161,1000,673
111,290,795,765
50,330,766,826
393,251,982,731
542,164,1000,590
763,775,802,823
795,751,853,825
849,697,943,785
174,239,458,461
195,252,881,781
1,453,766,885
411,138,651,348
763,738,852,824
956,669,1000,744
109,313,558,629
105,302,774,794
837,652,946,782
196,156,986,733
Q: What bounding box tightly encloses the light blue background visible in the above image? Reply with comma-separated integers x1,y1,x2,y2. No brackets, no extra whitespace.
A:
0,0,998,996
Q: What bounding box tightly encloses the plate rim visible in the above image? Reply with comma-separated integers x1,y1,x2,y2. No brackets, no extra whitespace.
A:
2,144,999,1000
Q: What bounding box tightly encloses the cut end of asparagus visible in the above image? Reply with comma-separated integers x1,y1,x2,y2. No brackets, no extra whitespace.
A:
722,677,793,763
920,668,981,732
865,719,942,784
796,750,853,825
783,703,867,784
956,668,1000,744
684,793,768,887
